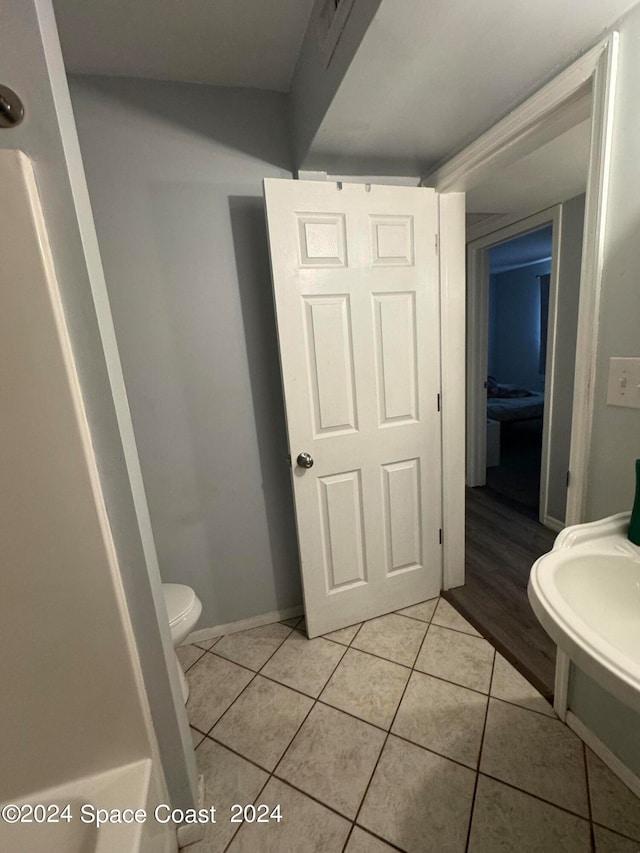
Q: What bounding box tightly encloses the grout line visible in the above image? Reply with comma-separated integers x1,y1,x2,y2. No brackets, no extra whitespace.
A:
351,611,434,833
221,770,273,853
477,769,594,823
340,824,356,852
218,634,354,852
590,821,640,845
270,771,356,823
204,670,259,736
430,620,483,639
315,696,396,736
464,649,496,852
348,619,366,647
201,624,297,736
394,612,435,625
193,595,597,851
345,825,407,853
379,726,480,776
583,743,596,853
179,646,207,673
488,693,557,720
206,735,274,777
345,644,413,671
271,642,350,776
202,634,555,720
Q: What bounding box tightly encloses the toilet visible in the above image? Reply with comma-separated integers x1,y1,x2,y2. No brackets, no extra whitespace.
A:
162,583,202,703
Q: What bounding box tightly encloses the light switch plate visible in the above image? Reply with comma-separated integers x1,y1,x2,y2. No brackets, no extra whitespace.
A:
606,357,640,408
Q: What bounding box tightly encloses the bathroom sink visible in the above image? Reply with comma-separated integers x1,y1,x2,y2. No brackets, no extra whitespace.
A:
528,512,640,713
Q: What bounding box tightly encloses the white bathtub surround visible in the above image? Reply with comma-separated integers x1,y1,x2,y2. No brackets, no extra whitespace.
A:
0,760,175,853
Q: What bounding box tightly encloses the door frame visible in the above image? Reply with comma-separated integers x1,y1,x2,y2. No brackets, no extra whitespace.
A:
466,206,563,530
423,33,619,528
439,193,466,589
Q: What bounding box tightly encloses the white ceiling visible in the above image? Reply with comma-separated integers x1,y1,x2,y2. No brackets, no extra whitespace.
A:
53,0,315,92
304,0,638,175
465,119,591,215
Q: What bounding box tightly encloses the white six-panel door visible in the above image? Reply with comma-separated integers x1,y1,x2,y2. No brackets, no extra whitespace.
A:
264,179,442,637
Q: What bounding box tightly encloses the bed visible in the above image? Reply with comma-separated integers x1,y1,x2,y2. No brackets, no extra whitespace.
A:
486,381,545,423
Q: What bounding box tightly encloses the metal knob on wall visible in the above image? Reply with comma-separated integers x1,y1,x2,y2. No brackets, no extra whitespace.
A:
0,85,25,128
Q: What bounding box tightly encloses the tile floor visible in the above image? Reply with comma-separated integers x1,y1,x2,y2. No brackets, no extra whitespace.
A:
179,598,640,853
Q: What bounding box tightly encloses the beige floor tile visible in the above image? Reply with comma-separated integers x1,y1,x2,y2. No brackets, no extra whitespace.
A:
593,824,640,852
358,735,476,853
296,617,307,634
468,774,591,852
392,671,487,768
431,599,481,636
227,777,351,853
415,624,495,693
176,643,206,671
186,652,253,732
189,739,268,853
345,827,398,852
481,698,588,817
261,630,345,697
320,648,410,729
351,613,427,666
281,616,303,628
587,749,640,841
323,623,362,646
396,597,439,623
213,622,291,671
490,653,555,716
212,675,313,771
277,703,385,818
190,726,205,749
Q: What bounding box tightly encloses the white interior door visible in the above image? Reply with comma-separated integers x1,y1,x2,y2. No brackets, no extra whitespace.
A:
264,179,442,637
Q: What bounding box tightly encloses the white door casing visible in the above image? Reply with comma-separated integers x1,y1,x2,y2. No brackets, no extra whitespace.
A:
264,179,442,637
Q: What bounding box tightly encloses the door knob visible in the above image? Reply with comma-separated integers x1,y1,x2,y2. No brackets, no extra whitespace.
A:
296,452,314,469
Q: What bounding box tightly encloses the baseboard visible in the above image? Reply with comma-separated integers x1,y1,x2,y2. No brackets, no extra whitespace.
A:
176,774,205,849
186,604,304,645
543,515,565,533
566,710,640,798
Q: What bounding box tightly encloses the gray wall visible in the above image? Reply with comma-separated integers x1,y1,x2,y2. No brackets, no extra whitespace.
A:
587,7,640,520
1,0,196,808
488,259,551,392
565,9,640,777
70,76,302,629
569,665,640,777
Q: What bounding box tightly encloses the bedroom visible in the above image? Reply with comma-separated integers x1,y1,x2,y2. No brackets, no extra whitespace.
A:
486,227,552,515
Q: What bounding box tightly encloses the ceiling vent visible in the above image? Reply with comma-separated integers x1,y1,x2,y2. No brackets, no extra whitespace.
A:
317,0,356,67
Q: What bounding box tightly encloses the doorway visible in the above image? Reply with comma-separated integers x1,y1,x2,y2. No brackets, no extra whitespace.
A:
442,107,592,696
485,226,553,517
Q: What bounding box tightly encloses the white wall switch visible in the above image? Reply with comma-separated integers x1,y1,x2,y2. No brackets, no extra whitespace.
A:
606,357,640,408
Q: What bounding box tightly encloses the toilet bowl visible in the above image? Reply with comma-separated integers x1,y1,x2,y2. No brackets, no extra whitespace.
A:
162,583,202,704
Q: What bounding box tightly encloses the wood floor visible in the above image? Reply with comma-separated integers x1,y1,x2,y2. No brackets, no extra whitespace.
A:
444,487,557,701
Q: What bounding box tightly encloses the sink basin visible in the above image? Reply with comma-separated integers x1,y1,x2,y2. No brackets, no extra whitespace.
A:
528,512,640,713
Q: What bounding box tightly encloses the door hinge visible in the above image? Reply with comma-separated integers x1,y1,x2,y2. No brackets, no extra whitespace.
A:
435,233,439,254
439,528,443,545
437,392,441,412
287,454,292,468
